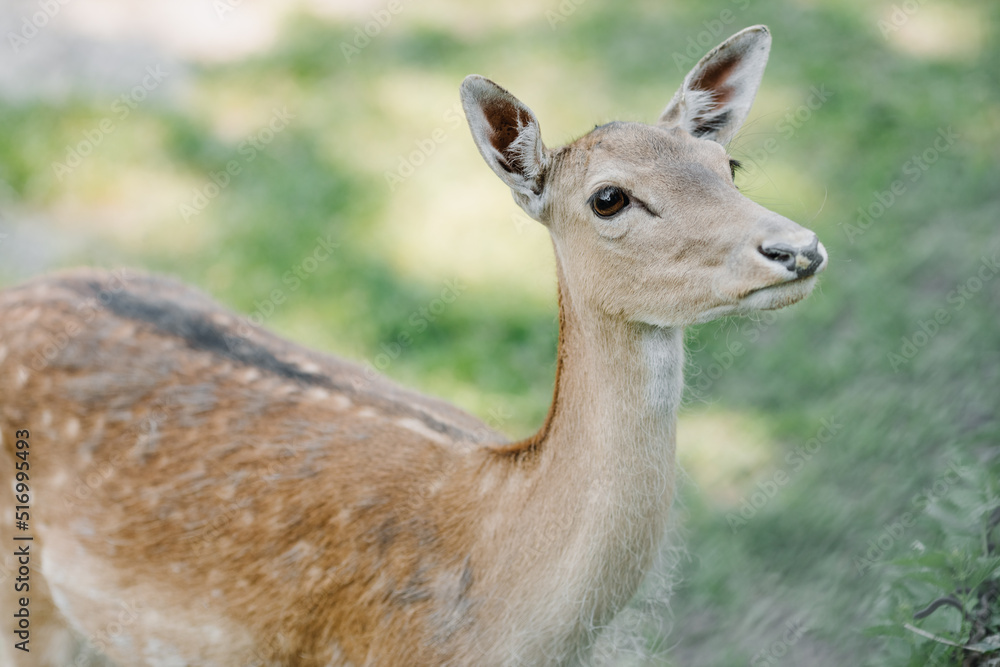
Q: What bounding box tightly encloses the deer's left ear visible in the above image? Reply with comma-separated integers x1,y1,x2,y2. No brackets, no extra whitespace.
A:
659,25,771,145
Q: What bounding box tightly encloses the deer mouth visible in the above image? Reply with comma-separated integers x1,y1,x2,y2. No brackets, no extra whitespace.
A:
740,274,818,311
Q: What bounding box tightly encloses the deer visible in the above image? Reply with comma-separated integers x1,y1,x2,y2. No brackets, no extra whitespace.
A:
0,25,826,667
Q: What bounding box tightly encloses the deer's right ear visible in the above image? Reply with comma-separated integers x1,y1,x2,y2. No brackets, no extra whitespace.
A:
461,75,550,221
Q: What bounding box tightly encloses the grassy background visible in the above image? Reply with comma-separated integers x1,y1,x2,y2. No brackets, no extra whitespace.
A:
1,0,997,664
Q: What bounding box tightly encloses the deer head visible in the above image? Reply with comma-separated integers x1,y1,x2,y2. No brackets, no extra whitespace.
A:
461,25,827,328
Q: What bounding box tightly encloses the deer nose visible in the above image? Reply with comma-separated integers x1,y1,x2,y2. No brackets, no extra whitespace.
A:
758,237,824,278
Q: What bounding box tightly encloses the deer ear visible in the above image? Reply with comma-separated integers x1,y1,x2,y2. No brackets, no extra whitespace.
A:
461,75,550,221
658,25,771,145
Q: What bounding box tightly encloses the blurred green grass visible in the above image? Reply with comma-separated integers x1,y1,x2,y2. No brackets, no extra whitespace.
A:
1,0,998,664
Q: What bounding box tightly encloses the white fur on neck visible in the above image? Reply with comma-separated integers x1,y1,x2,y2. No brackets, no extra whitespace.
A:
641,325,685,415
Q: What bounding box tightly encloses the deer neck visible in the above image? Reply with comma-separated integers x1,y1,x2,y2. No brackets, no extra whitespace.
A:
498,254,684,582
530,255,684,487
475,255,683,659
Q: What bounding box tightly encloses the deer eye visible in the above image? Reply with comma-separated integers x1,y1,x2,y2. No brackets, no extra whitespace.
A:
589,186,630,218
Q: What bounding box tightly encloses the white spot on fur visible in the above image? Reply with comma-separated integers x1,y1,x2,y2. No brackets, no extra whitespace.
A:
15,366,28,388
143,638,188,667
304,387,330,401
426,475,445,496
72,518,95,537
111,322,137,340
64,417,81,440
356,407,377,419
331,394,352,411
396,417,449,445
50,469,68,489
21,306,42,324
297,360,321,374
0,343,7,364
239,368,260,383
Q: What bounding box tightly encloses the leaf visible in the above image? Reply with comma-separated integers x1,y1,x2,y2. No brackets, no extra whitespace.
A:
899,569,958,591
888,551,952,571
964,635,1000,653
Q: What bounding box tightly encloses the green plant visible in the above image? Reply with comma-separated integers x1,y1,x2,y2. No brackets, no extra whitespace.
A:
866,469,1000,666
